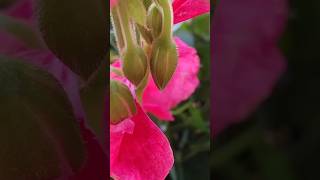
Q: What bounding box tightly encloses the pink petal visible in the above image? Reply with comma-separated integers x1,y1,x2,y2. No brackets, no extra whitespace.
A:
173,0,210,24
110,103,174,180
142,37,200,121
212,0,288,135
110,0,118,8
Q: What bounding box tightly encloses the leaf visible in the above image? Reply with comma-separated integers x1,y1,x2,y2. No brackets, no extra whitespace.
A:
0,14,44,49
0,56,85,179
80,63,107,144
0,0,16,8
36,0,108,79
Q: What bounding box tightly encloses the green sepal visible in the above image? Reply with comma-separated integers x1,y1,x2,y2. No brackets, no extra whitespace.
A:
110,80,137,124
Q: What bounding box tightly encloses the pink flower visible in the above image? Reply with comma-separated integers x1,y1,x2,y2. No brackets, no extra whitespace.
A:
110,0,118,8
110,102,173,180
142,37,200,120
173,0,210,24
140,0,209,120
212,0,288,135
110,68,174,179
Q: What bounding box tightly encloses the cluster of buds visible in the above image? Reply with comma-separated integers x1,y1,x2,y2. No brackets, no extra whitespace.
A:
110,0,178,124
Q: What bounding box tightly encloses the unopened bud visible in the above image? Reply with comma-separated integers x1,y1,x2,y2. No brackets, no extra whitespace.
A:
150,38,178,90
147,4,163,39
122,46,148,86
110,80,137,124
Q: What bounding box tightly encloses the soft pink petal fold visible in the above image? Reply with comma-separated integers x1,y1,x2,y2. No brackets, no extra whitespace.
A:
142,37,200,120
110,103,174,180
173,0,210,24
212,0,288,136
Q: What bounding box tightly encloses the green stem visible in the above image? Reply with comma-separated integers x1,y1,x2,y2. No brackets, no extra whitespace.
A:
111,9,125,51
116,1,136,50
156,0,173,39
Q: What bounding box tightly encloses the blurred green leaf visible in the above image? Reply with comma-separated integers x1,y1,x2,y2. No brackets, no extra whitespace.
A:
0,14,44,49
36,0,108,79
81,63,107,145
0,56,85,179
0,0,16,8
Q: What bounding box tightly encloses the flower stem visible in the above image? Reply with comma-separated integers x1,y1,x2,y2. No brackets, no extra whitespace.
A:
116,1,136,50
111,9,125,52
156,0,173,40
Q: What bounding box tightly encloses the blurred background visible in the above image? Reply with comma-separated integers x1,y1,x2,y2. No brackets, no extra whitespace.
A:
212,0,320,179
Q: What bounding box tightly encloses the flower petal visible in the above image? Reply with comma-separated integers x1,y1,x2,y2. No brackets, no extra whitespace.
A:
173,0,210,24
142,37,200,121
110,0,118,8
110,103,174,180
212,0,288,135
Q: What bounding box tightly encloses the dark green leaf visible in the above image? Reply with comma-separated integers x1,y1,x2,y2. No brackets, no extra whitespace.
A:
0,14,44,49
81,63,107,144
0,56,85,179
36,0,108,79
0,0,16,8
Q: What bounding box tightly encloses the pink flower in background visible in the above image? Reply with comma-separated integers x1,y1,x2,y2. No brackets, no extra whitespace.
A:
141,0,209,120
110,0,117,8
173,0,210,24
143,37,200,120
212,0,288,136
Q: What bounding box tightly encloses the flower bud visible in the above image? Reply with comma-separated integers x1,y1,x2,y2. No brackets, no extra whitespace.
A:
150,38,178,90
110,80,137,124
147,4,163,39
122,46,148,86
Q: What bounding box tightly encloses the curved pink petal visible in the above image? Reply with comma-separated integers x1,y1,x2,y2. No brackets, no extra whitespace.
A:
173,0,210,24
212,0,288,136
110,103,174,180
142,37,200,121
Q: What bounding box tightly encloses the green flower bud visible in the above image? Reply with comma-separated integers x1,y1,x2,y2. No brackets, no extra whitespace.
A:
122,46,148,86
150,38,178,90
110,80,137,124
147,4,163,39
